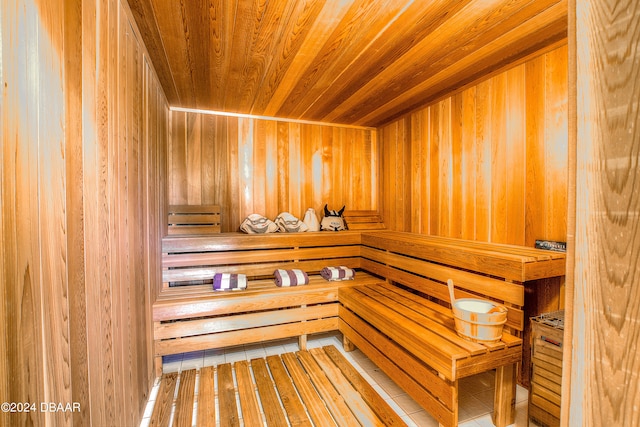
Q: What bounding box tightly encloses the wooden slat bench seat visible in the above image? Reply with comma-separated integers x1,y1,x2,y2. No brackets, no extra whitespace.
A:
154,231,382,376
339,231,565,427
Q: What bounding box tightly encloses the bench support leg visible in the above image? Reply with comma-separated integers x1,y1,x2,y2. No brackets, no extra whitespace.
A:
155,356,163,378
298,334,307,350
342,335,355,352
493,363,516,427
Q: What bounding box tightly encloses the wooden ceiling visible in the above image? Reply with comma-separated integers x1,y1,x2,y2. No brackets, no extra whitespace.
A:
127,0,567,127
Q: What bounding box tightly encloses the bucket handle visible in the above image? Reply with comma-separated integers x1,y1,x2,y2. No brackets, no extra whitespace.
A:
447,279,456,306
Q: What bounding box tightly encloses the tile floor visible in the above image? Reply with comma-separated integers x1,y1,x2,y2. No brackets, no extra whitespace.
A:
141,332,536,427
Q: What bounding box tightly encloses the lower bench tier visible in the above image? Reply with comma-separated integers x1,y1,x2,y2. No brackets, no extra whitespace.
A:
339,283,522,427
153,272,383,375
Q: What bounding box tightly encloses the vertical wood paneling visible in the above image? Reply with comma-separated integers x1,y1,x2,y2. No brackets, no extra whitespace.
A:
475,78,493,242
170,111,187,205
288,123,302,216
186,113,202,205
208,116,230,213
0,0,6,421
114,5,129,423
490,72,508,243
461,88,477,240
525,55,547,247
1,1,167,425
64,0,90,422
200,114,214,204
506,66,526,246
429,104,441,235
545,47,569,242
1,1,46,424
80,0,103,423
167,113,378,231
37,0,72,422
451,92,464,239
380,45,568,246
330,127,343,210
438,99,452,237
238,117,254,215
320,125,333,206
565,1,640,425
262,120,277,216
253,120,268,215
227,118,240,229
410,110,424,233
381,122,396,229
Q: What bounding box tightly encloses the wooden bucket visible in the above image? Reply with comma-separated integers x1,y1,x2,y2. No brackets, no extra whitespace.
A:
447,279,507,343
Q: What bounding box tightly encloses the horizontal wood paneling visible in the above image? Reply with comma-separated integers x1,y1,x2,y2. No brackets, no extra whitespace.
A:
380,45,569,247
168,112,379,232
1,0,168,426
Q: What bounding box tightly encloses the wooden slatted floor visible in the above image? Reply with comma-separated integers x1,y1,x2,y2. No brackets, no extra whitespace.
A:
150,345,406,426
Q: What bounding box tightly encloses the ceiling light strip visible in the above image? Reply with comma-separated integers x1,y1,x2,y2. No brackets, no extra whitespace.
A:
169,106,376,131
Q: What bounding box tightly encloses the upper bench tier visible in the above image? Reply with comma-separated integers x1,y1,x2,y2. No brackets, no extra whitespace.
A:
360,231,566,283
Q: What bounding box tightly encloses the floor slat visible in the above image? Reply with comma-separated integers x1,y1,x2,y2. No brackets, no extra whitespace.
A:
173,369,196,427
196,366,215,427
296,350,361,426
150,372,178,427
310,347,384,426
281,352,337,426
251,357,290,427
151,345,408,427
217,363,240,427
234,360,263,427
266,355,313,426
323,345,406,426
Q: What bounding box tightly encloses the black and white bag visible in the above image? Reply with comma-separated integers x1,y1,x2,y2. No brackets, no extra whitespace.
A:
274,212,308,232
240,214,278,234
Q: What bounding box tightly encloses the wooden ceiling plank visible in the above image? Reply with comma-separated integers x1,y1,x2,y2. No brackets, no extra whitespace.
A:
262,0,354,117
235,0,295,113
223,0,258,112
184,0,212,109
207,0,235,110
150,0,196,106
354,1,568,127
302,0,474,121
250,0,326,115
322,0,562,125
127,0,180,103
275,0,413,119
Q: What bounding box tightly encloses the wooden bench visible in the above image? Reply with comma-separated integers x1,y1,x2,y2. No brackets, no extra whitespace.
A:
167,204,221,235
154,231,382,376
339,231,566,427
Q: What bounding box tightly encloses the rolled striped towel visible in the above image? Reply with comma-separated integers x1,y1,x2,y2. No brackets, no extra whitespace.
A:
213,273,247,291
320,266,355,281
274,269,309,287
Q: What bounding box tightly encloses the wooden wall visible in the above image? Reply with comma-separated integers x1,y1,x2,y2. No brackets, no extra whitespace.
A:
564,1,640,425
1,0,168,426
168,111,378,231
379,45,569,247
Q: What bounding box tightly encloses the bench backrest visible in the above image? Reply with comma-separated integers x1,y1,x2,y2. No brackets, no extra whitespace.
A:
167,205,221,235
343,210,385,230
359,232,564,333
162,231,364,287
